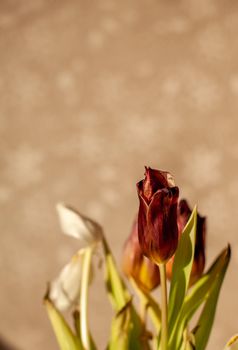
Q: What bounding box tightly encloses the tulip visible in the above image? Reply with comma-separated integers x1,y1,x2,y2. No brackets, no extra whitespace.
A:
51,204,102,350
122,219,160,292
166,199,206,284
49,202,103,312
137,167,179,265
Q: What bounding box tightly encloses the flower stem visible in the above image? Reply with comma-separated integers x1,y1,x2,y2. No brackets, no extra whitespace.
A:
80,246,93,350
159,263,168,350
129,277,161,331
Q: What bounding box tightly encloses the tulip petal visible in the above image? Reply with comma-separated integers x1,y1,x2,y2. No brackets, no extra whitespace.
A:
137,167,175,203
49,252,83,311
137,194,151,257
56,203,102,245
137,167,179,264
122,217,160,292
147,188,179,263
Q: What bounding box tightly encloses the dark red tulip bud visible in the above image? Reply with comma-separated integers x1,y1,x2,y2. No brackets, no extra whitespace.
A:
166,199,206,284
137,167,179,265
122,219,160,292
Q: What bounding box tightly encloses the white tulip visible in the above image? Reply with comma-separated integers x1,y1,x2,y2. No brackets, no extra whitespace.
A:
49,252,83,311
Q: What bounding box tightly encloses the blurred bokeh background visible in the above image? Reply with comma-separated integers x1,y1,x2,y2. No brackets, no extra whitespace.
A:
0,0,238,349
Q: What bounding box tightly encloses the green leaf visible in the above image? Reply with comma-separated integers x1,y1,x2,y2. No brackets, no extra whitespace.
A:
108,300,132,350
180,329,196,350
194,244,231,350
224,334,238,350
102,237,151,350
170,245,230,349
168,207,197,343
108,300,152,350
102,237,129,310
44,298,82,350
129,307,152,350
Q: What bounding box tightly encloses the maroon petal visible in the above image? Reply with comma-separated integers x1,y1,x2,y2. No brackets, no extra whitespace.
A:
137,194,151,257
122,216,160,291
147,187,179,263
141,167,175,202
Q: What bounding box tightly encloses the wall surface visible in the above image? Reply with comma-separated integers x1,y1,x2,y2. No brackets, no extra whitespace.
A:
0,0,238,349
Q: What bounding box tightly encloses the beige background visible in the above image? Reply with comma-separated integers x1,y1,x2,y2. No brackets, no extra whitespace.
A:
0,0,238,349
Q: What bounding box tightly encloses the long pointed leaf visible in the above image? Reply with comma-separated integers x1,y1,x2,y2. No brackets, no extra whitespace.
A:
170,245,230,349
108,300,132,350
102,237,150,350
44,298,82,350
194,245,231,350
102,237,129,310
129,307,152,350
168,207,197,341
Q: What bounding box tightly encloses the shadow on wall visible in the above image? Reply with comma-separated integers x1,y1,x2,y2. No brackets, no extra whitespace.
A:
0,337,18,350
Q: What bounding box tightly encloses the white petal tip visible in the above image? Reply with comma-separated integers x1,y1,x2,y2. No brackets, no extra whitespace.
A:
55,202,103,244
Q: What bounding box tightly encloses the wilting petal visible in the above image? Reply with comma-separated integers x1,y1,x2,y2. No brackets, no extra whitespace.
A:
138,167,175,203
137,256,160,291
138,184,179,264
148,188,178,263
56,203,103,245
49,252,83,311
137,195,151,255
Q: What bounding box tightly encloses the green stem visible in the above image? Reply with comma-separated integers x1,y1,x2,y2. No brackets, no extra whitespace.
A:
129,278,161,331
80,247,93,350
159,263,168,350
129,278,147,323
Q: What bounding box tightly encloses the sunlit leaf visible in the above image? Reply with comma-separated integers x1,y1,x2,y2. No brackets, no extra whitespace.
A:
102,237,150,350
108,300,132,350
129,307,152,350
44,298,82,350
168,207,197,344
170,245,230,349
180,328,196,350
102,237,129,310
194,245,231,350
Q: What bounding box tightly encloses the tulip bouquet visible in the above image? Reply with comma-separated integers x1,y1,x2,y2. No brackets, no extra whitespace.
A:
44,167,236,350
